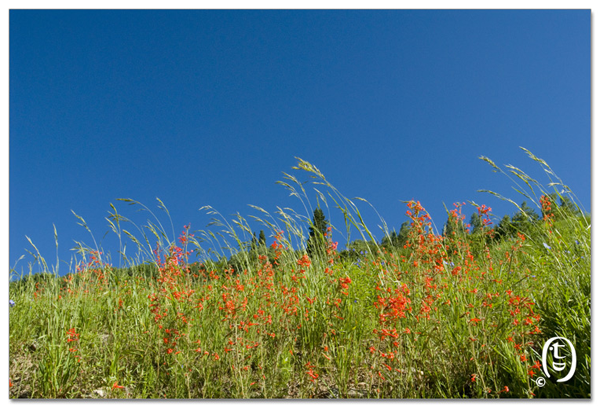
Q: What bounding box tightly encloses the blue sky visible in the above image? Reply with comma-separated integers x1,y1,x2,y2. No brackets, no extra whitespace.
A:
9,9,590,274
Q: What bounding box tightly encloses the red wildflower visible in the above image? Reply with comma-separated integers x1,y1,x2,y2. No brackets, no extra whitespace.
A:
297,254,311,268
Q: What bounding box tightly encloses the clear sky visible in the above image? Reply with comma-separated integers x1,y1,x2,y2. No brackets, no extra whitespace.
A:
9,9,590,274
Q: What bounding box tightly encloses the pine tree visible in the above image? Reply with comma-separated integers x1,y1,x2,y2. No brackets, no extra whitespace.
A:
307,208,328,258
494,214,513,239
443,213,466,237
258,230,266,246
381,231,397,249
559,195,579,218
511,201,539,235
470,212,483,235
397,221,411,247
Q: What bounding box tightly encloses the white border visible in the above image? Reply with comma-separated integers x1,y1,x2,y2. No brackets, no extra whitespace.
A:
3,2,595,406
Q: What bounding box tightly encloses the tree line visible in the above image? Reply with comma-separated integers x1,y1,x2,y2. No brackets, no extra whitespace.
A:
10,194,584,287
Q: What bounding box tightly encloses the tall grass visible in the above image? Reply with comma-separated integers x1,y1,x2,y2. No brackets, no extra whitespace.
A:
9,149,590,398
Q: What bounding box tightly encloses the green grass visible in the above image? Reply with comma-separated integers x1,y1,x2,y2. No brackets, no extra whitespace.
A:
9,151,590,398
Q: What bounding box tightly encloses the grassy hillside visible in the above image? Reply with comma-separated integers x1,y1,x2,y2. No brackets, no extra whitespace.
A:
9,152,590,398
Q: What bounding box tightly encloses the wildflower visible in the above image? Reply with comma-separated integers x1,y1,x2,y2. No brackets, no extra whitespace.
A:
543,243,551,250
9,299,15,307
112,382,125,390
297,254,311,268
478,204,492,216
66,328,79,342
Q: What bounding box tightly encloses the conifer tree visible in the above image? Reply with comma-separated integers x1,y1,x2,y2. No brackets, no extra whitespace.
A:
494,214,513,239
511,201,539,235
398,220,411,247
559,196,579,217
307,208,328,258
443,213,466,237
470,212,483,235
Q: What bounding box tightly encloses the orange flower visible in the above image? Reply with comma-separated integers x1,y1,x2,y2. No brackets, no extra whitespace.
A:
112,382,125,390
530,360,542,371
66,328,79,342
297,254,311,268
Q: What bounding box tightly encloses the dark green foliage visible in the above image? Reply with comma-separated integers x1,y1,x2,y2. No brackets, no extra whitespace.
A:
381,221,411,249
339,239,381,263
550,194,581,221
559,196,579,217
443,214,466,238
493,215,514,240
128,262,160,280
469,212,483,235
250,230,267,253
511,201,539,236
307,207,328,258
